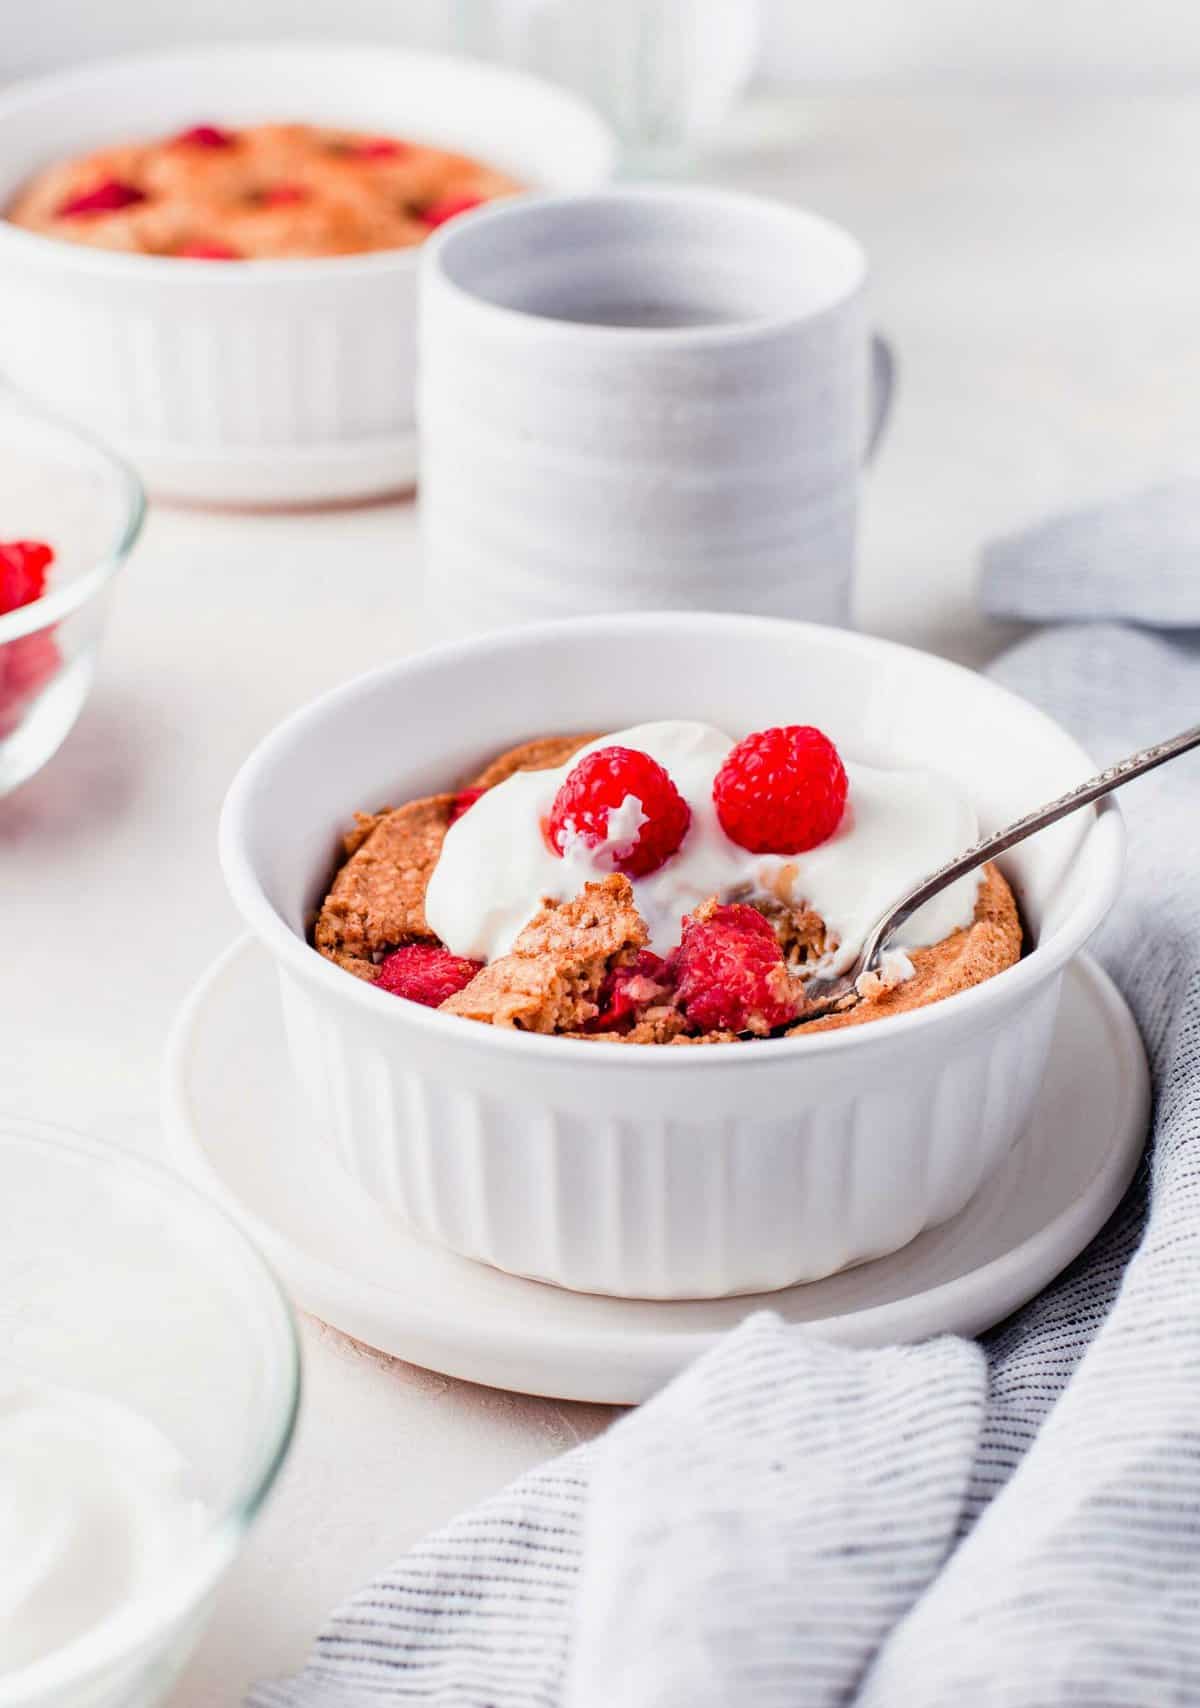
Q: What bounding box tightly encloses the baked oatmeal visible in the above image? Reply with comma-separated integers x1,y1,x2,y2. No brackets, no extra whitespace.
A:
8,122,520,260
312,721,1024,1042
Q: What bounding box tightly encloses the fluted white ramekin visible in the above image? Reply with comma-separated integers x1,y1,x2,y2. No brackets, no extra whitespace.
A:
0,45,615,505
219,614,1125,1299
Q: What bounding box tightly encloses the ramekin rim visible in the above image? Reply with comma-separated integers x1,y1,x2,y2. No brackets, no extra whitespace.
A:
218,612,1127,1068
0,40,617,289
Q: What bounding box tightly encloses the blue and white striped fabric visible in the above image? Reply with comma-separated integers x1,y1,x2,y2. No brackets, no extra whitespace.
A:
251,491,1200,1707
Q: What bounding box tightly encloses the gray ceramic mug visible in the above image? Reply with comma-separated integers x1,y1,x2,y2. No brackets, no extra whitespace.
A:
418,185,892,636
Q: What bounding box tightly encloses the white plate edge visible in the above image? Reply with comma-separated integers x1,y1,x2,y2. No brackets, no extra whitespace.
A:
160,939,1150,1404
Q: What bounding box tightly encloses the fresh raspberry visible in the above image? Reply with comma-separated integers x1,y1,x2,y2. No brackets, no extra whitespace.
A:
586,951,673,1033
669,904,798,1035
418,193,485,228
375,943,483,1007
260,183,308,207
0,540,58,733
58,179,147,218
172,125,235,149
348,138,410,161
547,746,691,879
177,240,240,260
449,787,484,824
0,541,53,614
713,725,848,855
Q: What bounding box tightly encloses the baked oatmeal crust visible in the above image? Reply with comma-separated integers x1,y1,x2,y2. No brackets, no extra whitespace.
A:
441,875,647,1033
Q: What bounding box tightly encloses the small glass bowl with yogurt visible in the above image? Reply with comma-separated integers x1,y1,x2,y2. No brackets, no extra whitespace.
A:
0,1120,299,1708
0,389,143,799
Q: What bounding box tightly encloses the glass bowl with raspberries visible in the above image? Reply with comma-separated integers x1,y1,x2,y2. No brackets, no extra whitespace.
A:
0,388,143,796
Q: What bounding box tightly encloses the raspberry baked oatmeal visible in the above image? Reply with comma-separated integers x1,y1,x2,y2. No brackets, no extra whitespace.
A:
313,722,1023,1042
7,122,520,260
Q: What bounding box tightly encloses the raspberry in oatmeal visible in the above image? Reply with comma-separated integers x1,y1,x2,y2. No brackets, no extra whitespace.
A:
375,943,483,1007
669,902,799,1036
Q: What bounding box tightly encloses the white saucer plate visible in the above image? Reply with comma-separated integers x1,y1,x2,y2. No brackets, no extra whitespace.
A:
162,940,1149,1405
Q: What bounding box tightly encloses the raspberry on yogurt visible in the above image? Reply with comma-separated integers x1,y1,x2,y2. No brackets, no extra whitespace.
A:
547,746,691,879
714,724,848,855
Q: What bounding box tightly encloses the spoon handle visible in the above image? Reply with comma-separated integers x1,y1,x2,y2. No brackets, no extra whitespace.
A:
861,720,1200,969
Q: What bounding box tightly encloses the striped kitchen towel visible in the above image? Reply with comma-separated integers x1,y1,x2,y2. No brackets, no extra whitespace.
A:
251,488,1200,1707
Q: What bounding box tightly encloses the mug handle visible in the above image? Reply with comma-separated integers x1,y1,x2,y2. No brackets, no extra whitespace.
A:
865,333,896,463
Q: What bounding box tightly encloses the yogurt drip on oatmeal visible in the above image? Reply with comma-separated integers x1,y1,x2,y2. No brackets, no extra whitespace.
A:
0,1375,207,1674
425,721,983,970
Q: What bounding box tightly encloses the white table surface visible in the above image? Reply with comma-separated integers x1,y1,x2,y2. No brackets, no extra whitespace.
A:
5,85,1200,1704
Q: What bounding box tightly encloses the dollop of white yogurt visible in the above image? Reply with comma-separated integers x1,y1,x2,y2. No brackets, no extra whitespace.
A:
424,720,982,973
0,1375,207,1675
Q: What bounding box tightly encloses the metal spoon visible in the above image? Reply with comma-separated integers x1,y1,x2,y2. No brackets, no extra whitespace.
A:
795,720,1200,1024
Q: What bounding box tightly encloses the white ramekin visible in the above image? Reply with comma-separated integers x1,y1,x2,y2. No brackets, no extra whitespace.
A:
0,44,615,505
219,614,1125,1300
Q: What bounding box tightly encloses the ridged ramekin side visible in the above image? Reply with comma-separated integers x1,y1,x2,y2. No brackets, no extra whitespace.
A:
0,261,417,449
275,965,1063,1300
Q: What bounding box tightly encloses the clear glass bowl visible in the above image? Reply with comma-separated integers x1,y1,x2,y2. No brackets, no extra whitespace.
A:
0,1121,300,1708
0,390,144,798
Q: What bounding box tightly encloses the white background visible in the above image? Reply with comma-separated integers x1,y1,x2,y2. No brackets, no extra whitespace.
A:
4,3,1200,1703
3,0,1200,86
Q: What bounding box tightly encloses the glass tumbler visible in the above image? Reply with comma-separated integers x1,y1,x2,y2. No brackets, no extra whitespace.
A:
450,0,762,165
